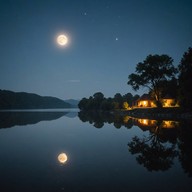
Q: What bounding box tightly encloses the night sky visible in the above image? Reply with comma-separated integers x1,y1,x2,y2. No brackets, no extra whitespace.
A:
0,0,192,100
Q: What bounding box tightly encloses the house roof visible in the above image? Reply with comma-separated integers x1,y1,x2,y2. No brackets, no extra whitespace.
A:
138,93,152,101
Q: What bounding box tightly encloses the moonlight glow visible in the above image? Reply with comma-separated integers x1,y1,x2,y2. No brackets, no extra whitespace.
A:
57,34,68,46
58,153,68,164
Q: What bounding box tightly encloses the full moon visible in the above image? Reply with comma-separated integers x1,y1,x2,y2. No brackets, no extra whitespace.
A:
57,34,68,46
58,153,68,164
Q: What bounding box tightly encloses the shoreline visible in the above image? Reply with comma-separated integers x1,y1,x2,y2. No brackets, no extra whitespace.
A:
115,107,192,120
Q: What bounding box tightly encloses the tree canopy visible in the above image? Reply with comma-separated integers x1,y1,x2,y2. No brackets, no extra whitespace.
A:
178,47,192,109
127,54,177,105
78,92,139,111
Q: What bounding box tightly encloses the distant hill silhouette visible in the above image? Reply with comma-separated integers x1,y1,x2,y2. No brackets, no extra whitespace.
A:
64,99,79,107
0,90,71,109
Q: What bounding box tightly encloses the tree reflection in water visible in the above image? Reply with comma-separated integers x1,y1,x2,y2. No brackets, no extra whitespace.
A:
128,118,179,171
78,111,133,129
177,120,192,177
78,111,192,176
128,135,177,171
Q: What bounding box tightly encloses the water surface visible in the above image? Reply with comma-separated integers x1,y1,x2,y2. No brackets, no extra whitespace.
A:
0,110,191,192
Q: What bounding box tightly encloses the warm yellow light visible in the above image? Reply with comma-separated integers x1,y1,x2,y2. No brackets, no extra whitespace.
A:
138,119,149,125
57,34,68,46
143,119,148,125
143,101,147,106
162,120,179,128
123,116,130,123
151,101,156,107
58,153,68,164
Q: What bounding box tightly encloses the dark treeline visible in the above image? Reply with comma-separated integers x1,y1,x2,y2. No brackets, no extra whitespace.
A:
78,92,139,111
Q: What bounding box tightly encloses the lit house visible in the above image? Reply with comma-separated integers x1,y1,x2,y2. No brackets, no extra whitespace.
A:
135,94,179,108
136,94,156,108
161,94,179,107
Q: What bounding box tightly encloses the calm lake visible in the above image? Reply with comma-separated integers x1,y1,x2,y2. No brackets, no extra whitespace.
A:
0,109,192,192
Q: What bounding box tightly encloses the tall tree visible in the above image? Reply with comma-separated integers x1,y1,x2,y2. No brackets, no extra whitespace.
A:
127,54,177,106
93,92,104,100
178,47,192,110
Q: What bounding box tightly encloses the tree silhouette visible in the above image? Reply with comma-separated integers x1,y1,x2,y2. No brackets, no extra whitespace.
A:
127,54,177,107
178,47,192,110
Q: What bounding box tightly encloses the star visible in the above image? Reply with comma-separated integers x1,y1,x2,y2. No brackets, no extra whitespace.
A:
115,37,119,41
